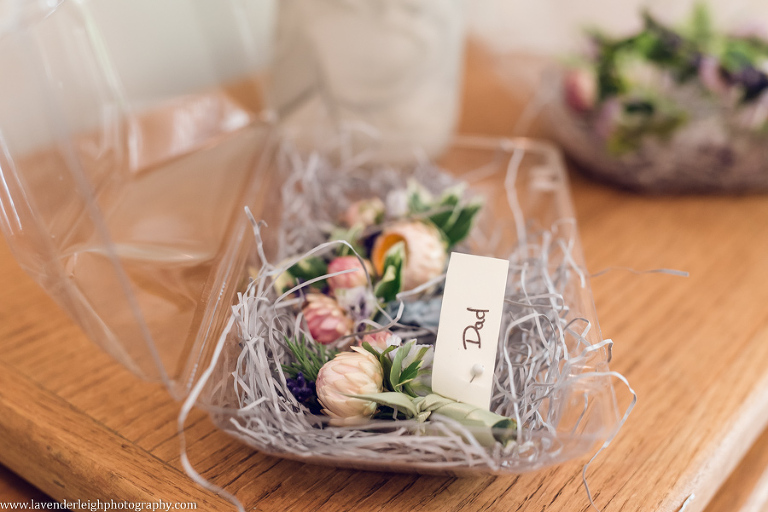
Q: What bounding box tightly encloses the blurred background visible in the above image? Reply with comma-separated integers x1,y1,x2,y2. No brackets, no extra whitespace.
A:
4,0,768,187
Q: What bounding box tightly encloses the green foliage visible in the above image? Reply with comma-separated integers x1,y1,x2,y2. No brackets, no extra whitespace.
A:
405,181,483,248
330,225,366,257
413,394,517,445
719,38,768,75
287,257,328,286
638,11,699,80
406,181,433,215
588,3,768,104
358,392,420,418
282,336,338,382
590,10,700,101
388,340,429,394
606,100,688,154
354,391,518,446
373,241,404,303
361,342,396,389
427,187,483,248
426,186,461,228
577,4,768,152
595,43,628,100
440,201,483,248
361,340,428,397
688,2,714,49
356,340,517,446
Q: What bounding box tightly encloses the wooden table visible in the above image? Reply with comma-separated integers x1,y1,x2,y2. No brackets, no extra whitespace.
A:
0,465,57,505
3,41,768,512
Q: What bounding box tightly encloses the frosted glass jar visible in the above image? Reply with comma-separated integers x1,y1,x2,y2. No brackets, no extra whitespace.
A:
269,0,465,163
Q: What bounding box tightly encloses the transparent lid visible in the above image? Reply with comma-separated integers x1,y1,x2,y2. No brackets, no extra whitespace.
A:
0,0,278,398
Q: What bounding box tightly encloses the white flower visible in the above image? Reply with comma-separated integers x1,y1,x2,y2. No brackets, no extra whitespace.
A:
385,189,409,218
316,347,384,424
344,197,385,228
335,286,379,323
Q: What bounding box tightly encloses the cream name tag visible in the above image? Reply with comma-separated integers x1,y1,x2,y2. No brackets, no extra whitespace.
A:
432,252,509,410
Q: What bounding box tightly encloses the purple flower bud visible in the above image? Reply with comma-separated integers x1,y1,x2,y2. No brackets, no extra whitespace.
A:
286,372,321,414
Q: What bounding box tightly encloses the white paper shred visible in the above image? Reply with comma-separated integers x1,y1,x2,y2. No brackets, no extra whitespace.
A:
178,136,636,511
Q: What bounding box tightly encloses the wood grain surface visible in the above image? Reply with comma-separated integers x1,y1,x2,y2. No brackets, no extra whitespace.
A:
0,465,56,505
705,423,768,512
1,40,768,512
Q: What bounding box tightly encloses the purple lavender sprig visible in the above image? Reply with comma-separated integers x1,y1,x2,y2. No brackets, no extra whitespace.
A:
282,336,337,414
286,372,322,414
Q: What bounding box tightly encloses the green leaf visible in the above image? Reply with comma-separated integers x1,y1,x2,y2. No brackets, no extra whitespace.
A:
389,340,413,391
415,393,454,413
378,345,396,391
354,392,419,418
402,382,420,398
379,344,396,360
374,241,405,303
398,360,422,387
413,345,429,362
443,201,483,247
406,180,433,214
415,393,518,446
330,225,365,257
406,380,432,397
595,43,626,100
360,341,381,359
428,190,461,232
288,257,328,284
491,419,517,445
689,2,713,48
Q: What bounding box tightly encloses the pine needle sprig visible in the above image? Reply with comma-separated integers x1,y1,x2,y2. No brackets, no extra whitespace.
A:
282,336,338,382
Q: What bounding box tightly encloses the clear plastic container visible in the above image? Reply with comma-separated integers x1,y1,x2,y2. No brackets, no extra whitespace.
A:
196,136,623,475
0,0,277,398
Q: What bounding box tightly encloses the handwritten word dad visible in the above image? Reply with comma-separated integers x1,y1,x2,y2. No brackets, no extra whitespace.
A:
462,308,490,349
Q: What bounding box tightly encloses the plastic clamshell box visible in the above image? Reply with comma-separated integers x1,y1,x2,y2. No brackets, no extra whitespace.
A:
0,0,622,476
203,135,622,475
0,0,276,399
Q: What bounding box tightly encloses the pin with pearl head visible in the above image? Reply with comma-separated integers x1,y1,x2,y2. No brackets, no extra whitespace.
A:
469,363,484,383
